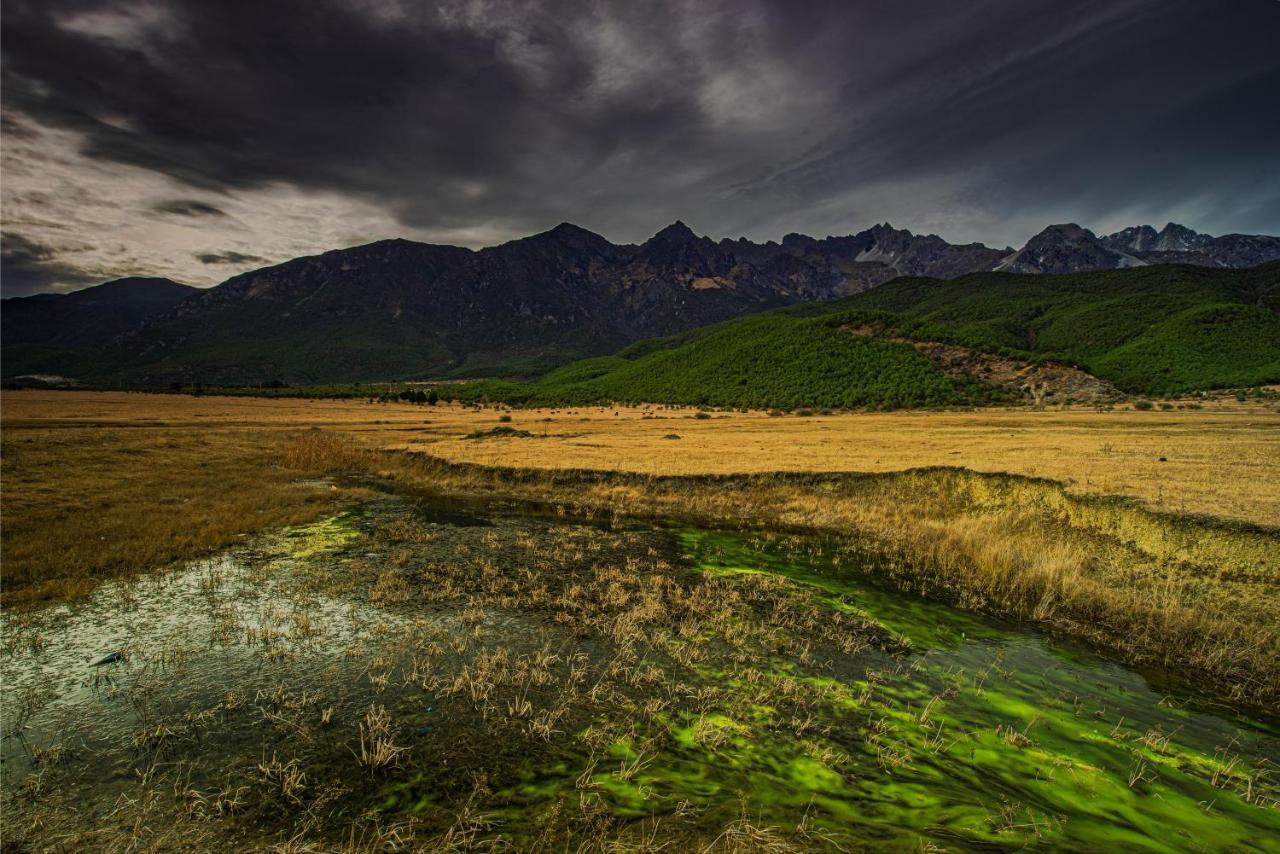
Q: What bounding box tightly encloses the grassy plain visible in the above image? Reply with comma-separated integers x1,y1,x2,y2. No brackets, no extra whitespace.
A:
0,393,379,604
3,390,1279,848
5,388,1278,524
3,389,1279,700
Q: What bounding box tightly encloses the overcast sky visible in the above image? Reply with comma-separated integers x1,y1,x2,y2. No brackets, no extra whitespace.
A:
2,0,1278,296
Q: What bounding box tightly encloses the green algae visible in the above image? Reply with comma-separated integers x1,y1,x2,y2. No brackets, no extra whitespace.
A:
386,521,1279,849
659,527,1280,850
463,526,1280,849
381,522,1280,850
272,512,362,561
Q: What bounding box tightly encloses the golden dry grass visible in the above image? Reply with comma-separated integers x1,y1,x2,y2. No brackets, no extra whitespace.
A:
0,398,377,604
6,389,1277,525
409,402,1280,528
2,389,1278,705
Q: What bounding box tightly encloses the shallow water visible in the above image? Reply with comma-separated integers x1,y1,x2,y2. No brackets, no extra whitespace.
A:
0,514,411,778
2,500,1276,851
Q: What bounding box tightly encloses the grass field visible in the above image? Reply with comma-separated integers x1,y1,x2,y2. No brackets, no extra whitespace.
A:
0,436,373,607
6,389,1279,525
3,390,1279,848
4,390,1278,696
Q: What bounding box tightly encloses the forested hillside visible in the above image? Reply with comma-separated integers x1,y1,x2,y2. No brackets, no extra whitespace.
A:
440,263,1280,408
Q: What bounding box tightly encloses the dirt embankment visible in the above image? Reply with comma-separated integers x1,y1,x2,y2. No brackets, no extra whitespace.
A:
844,324,1125,405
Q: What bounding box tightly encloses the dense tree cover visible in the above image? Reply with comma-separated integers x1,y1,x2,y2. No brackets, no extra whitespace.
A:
828,262,1280,394
436,312,1002,409
1091,304,1280,394
434,262,1279,406
143,263,1279,408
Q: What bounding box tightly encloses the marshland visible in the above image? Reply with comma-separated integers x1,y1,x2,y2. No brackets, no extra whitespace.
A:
1,390,1278,851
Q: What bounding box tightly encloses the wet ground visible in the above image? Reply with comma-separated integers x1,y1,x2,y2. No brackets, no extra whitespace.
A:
1,495,1276,851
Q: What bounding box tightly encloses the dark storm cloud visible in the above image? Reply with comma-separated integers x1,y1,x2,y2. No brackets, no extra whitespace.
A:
1,232,99,296
195,250,265,265
1,0,1277,292
154,199,226,217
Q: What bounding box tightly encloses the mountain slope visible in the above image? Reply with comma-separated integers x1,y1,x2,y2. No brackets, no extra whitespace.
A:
1101,223,1280,268
448,313,999,410
840,262,1280,394
995,224,1145,274
1,277,198,377
4,221,1277,386
91,225,853,385
446,263,1280,407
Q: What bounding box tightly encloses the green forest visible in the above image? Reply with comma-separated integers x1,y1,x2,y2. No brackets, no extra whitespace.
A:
434,262,1280,408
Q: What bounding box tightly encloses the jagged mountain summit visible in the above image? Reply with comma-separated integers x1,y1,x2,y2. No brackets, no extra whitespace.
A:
3,220,1277,385
997,222,1280,275
1102,223,1211,254
996,224,1147,275
1098,222,1278,267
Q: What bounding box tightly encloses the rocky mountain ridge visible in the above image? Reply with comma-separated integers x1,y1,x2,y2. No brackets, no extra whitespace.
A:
4,220,1277,384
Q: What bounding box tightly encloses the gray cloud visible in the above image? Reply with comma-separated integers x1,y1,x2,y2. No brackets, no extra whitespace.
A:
154,199,226,217
195,250,265,265
1,231,99,296
2,0,1277,293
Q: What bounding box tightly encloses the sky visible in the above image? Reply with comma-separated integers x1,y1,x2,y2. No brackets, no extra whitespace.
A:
2,0,1278,296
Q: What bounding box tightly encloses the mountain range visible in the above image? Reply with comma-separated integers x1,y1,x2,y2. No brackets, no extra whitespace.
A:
445,263,1280,408
3,220,1278,385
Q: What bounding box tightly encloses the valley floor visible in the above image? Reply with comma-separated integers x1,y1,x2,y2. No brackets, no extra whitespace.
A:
5,389,1279,524
2,390,1279,849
